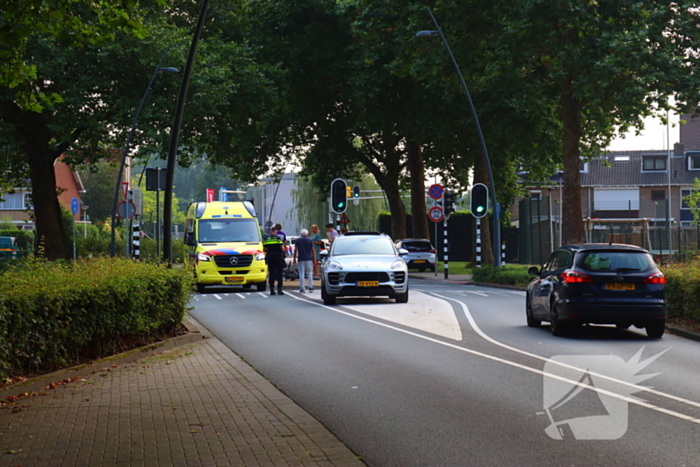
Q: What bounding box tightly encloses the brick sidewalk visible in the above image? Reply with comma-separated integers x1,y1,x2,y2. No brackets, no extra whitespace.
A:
0,324,364,467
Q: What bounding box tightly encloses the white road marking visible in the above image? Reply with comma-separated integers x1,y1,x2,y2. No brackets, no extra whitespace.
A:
431,292,700,414
339,291,462,341
236,293,246,299
466,291,489,297
287,292,700,425
213,294,223,300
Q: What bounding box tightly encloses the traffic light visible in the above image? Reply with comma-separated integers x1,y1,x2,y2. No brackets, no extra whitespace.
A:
352,185,361,198
346,185,352,198
470,183,489,218
330,178,348,213
444,190,458,217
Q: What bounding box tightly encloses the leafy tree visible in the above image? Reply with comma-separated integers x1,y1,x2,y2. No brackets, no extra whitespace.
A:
485,0,700,244
80,160,121,224
683,179,700,227
0,0,160,111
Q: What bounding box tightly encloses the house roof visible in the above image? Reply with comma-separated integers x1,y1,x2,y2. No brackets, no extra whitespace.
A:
581,150,700,188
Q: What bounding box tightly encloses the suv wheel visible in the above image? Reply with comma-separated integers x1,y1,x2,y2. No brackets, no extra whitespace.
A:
395,288,409,303
321,283,336,305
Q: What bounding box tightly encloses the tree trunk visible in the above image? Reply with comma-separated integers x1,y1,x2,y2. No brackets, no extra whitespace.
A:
407,140,429,239
27,146,68,260
472,152,493,264
385,178,407,240
17,107,69,260
561,77,586,245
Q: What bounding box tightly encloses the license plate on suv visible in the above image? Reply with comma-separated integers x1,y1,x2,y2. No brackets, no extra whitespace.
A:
225,276,245,283
358,281,379,287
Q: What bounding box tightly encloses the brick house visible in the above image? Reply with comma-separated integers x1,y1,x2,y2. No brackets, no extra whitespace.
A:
0,156,85,229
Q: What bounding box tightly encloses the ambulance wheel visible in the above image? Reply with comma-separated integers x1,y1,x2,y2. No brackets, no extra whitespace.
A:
196,283,207,294
256,282,267,292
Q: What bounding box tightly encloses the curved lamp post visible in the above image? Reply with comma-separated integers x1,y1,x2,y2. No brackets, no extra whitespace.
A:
110,51,179,257
417,7,502,267
163,0,211,266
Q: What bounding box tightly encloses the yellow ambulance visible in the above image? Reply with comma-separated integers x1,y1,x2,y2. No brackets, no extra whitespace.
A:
184,201,267,293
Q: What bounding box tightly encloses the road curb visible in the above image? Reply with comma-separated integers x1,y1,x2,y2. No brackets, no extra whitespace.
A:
666,324,700,342
1,316,204,399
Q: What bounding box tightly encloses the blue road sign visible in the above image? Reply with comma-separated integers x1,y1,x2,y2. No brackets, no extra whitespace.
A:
71,198,79,215
429,184,444,200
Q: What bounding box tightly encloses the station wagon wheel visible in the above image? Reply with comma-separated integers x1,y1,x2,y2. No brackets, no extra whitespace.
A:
526,295,541,328
549,300,567,337
646,322,665,339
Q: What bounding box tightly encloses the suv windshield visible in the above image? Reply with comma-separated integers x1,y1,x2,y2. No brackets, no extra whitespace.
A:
576,251,655,273
198,218,261,243
333,237,396,256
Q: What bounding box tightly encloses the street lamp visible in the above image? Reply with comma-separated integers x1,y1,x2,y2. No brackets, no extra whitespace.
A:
416,7,502,267
109,50,179,257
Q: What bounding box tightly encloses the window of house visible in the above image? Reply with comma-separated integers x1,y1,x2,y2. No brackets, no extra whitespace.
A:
529,191,542,201
580,162,588,173
0,192,27,210
651,190,666,201
642,156,666,171
682,189,696,210
688,154,700,171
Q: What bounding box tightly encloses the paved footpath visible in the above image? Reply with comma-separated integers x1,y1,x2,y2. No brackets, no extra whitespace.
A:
0,317,364,467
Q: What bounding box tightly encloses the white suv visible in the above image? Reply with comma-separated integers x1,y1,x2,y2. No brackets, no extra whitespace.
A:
320,232,409,305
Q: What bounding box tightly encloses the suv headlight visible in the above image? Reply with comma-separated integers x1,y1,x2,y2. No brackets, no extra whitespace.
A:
256,253,266,261
197,253,212,262
327,260,344,271
391,260,405,269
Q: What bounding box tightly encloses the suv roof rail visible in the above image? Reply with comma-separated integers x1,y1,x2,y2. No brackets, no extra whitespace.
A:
342,231,382,236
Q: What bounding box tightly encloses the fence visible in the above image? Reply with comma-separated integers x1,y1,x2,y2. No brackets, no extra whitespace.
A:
519,196,700,265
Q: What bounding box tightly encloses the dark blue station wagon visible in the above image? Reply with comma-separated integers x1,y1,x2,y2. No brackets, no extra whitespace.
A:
526,244,667,338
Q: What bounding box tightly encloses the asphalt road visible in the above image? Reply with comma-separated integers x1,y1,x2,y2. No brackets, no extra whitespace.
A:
190,280,700,467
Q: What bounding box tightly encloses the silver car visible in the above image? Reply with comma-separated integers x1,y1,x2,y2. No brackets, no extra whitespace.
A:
320,232,409,305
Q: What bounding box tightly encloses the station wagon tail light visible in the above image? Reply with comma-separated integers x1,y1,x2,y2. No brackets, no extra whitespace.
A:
429,249,436,254
562,270,593,283
644,272,666,284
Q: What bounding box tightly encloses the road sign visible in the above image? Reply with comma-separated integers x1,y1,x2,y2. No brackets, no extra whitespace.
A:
71,198,79,215
428,184,444,200
117,200,136,219
429,206,444,223
339,213,351,224
121,182,129,200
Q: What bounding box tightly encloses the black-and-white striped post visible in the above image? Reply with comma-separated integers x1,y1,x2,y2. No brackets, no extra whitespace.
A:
476,218,482,268
132,219,140,260
443,218,449,279
501,240,506,266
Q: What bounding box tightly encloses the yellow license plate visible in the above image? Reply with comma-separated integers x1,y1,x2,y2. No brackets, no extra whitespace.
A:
225,276,245,283
358,281,379,287
604,283,635,291
414,260,426,263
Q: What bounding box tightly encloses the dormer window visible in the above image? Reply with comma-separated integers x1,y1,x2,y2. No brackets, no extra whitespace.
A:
642,156,666,171
688,152,700,171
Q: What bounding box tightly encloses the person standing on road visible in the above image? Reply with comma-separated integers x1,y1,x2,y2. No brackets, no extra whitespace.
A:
293,229,316,293
263,228,286,295
325,223,338,244
310,224,323,278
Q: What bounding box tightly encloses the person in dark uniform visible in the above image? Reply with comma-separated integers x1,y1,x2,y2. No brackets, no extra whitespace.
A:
263,228,286,295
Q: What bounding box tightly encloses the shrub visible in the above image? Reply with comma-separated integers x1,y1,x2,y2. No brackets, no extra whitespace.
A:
0,257,193,379
661,263,700,323
471,264,533,287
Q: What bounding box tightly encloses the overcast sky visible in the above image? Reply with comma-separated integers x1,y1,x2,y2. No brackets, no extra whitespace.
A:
607,113,680,151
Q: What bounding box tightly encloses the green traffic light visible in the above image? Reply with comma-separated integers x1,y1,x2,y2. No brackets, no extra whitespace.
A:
338,202,344,208
476,206,484,212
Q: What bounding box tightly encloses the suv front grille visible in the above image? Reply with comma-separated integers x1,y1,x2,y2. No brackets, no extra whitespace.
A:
393,272,406,284
328,272,341,285
213,255,253,268
344,272,390,283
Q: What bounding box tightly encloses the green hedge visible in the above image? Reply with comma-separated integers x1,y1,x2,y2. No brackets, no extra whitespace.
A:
0,258,193,379
661,264,700,322
471,264,533,287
